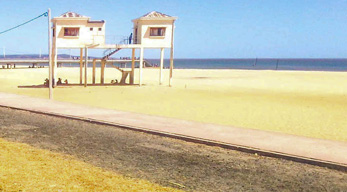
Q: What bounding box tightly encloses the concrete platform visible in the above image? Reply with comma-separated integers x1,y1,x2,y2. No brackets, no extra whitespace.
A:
0,92,346,170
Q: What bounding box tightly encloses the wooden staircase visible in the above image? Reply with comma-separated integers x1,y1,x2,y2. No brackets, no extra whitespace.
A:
102,48,121,60
109,63,132,84
92,33,136,85
100,48,133,85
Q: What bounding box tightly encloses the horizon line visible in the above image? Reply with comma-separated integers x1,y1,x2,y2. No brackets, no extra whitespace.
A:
1,54,347,60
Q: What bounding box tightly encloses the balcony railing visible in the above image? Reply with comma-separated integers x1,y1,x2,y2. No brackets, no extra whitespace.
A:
105,34,134,45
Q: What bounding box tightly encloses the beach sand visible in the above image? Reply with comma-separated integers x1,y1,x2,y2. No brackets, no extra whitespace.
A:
0,67,346,141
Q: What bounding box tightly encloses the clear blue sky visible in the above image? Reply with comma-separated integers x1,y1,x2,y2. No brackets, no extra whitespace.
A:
0,0,346,58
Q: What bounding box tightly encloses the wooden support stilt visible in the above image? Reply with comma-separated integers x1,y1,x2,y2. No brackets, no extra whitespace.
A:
101,60,105,85
159,48,164,85
139,47,144,86
92,59,96,84
79,48,83,85
53,44,58,87
120,71,131,84
169,48,173,87
130,48,135,84
84,47,88,87
169,20,175,87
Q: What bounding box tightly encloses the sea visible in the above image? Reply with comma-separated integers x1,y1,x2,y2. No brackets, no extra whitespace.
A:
146,58,347,71
4,58,347,72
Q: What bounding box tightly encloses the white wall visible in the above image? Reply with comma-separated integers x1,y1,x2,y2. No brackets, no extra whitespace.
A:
54,19,105,48
134,20,174,48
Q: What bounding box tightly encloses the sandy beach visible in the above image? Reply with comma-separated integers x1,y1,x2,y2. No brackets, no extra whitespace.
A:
0,67,346,141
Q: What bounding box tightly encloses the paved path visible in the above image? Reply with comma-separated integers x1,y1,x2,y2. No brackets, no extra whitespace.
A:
0,92,346,169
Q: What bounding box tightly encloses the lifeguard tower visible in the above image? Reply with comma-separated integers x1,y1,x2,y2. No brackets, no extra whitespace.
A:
51,11,177,87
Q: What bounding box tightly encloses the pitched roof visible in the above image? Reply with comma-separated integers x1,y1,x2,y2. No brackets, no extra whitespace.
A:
142,11,171,18
133,11,177,21
59,12,87,18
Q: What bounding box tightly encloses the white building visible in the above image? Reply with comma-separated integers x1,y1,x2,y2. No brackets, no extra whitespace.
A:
132,11,177,48
52,12,106,48
50,11,177,87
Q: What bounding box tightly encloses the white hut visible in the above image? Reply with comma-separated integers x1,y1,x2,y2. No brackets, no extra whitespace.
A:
50,11,177,87
52,12,106,48
132,11,177,48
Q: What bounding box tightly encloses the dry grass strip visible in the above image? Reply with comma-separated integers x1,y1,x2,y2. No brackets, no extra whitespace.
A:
0,138,182,192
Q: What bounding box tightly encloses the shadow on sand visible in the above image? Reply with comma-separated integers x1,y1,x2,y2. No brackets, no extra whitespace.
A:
18,83,138,88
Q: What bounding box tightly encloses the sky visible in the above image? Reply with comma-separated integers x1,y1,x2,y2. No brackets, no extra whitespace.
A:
0,0,346,58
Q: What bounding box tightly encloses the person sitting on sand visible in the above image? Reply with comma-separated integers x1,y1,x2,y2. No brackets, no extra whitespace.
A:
111,79,118,84
44,78,49,87
64,79,68,85
57,78,62,85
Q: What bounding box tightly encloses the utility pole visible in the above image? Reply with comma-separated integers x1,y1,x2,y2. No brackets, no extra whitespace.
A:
39,49,42,58
48,8,53,100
